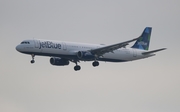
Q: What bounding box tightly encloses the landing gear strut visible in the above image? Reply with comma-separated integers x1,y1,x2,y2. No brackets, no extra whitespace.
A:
30,54,35,64
92,61,99,67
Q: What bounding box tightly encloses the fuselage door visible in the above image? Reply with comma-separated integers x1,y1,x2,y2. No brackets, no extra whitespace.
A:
62,42,67,51
34,40,40,48
133,49,137,57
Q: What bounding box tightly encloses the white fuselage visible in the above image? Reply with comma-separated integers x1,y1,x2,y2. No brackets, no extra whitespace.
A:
16,39,154,62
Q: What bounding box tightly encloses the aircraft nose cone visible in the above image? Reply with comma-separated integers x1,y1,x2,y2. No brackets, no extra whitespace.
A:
16,45,21,51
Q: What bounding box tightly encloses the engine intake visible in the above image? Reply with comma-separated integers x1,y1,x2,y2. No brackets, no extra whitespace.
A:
50,57,69,66
77,51,95,61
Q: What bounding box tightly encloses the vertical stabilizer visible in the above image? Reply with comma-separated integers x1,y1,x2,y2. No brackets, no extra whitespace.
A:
131,27,152,50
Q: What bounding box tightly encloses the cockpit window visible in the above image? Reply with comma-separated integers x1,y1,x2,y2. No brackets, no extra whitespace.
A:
21,41,30,44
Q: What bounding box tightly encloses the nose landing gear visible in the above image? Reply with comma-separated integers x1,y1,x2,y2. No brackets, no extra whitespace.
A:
31,60,35,63
30,54,35,64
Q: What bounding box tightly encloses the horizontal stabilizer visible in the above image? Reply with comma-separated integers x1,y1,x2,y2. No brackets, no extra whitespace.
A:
142,48,167,55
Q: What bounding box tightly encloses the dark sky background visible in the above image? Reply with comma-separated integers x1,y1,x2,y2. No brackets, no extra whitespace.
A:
1,0,180,112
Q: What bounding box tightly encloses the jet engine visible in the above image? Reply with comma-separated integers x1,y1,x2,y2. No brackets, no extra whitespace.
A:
77,51,95,61
50,57,69,66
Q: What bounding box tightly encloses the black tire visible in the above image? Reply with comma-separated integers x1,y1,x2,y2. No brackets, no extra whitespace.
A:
92,61,99,67
74,65,81,71
31,60,35,64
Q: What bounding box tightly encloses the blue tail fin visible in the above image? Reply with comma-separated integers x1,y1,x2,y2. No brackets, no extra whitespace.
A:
131,27,152,50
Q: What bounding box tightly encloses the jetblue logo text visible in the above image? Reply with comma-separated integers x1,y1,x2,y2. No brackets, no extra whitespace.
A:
138,41,147,46
39,41,61,49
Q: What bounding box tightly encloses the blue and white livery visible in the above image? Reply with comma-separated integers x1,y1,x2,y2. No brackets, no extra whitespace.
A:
16,27,166,71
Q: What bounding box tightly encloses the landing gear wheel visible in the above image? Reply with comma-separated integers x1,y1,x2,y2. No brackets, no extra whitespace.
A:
31,60,35,64
30,54,35,64
92,61,99,67
74,65,81,71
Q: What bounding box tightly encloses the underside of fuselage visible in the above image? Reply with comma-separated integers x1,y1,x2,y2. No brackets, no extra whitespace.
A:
19,51,129,62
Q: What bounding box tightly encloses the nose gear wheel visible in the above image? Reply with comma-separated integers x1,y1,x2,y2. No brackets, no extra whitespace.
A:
30,54,35,64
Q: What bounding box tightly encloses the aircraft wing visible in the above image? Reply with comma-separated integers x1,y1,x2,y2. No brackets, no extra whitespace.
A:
90,37,139,56
142,48,166,55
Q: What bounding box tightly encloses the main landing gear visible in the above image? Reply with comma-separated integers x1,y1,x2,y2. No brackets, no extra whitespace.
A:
73,61,99,71
92,61,99,67
73,61,81,71
30,54,35,64
74,65,81,71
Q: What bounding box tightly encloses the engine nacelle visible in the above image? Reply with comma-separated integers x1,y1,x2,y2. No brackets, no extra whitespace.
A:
77,51,95,61
50,57,69,66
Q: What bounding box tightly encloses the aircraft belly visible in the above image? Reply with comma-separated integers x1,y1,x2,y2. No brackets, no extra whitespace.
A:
102,50,131,62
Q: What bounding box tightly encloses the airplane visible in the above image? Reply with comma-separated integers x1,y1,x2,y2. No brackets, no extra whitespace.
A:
16,27,166,71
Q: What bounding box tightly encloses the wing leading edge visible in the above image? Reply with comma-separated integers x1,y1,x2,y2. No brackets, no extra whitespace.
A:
90,37,139,56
